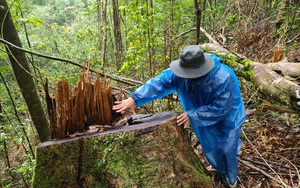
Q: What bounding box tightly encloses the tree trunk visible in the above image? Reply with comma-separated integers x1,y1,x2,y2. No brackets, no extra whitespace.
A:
32,112,213,188
0,0,51,142
98,0,108,68
200,43,300,113
146,0,154,77
266,62,300,83
112,0,123,69
194,0,201,45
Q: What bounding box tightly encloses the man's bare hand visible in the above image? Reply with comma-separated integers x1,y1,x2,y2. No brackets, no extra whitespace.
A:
112,97,136,114
177,112,190,128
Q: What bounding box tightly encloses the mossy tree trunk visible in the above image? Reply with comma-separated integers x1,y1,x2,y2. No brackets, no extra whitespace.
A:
32,113,213,188
0,0,50,142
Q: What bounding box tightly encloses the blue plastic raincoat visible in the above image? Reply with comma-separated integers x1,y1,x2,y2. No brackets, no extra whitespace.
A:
130,54,246,185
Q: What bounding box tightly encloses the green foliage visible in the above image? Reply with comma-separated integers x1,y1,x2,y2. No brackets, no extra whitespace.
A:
222,53,253,80
275,3,300,40
240,59,254,78
0,51,36,187
118,0,196,79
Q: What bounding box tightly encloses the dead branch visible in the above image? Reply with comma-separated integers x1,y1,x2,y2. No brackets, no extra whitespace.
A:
175,27,223,45
239,159,291,188
287,32,300,44
258,104,299,114
199,27,219,44
0,38,143,87
199,27,249,60
174,28,197,39
242,129,289,187
242,157,297,173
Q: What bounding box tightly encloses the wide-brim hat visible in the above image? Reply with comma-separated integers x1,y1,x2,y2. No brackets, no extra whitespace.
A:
170,45,215,79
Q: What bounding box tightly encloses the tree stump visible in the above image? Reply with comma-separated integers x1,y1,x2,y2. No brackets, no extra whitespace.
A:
32,112,213,188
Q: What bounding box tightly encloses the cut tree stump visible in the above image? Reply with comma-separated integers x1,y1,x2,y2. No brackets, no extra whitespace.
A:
32,112,213,188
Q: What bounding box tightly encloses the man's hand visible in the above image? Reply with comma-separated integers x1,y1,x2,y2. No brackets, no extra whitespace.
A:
177,112,190,128
112,97,136,114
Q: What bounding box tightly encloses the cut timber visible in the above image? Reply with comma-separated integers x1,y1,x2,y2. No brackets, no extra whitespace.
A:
32,112,213,188
200,43,300,113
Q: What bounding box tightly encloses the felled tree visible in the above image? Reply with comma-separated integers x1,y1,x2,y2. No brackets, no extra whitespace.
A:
200,43,300,113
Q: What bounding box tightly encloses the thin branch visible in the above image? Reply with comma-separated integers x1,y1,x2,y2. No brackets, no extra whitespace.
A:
0,71,22,123
258,103,299,114
3,44,44,86
174,28,197,39
199,27,250,60
174,26,218,45
239,159,291,188
19,6,43,82
287,32,300,44
3,137,11,169
0,0,13,39
0,72,34,157
242,129,289,188
242,157,296,173
0,38,143,87
200,27,219,44
272,154,300,188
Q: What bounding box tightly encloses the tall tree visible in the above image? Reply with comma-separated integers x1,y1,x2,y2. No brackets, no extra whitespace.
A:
194,0,201,44
98,0,108,67
0,0,50,142
146,0,154,76
112,0,123,69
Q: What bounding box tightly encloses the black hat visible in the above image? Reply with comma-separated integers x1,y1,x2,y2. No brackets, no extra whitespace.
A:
170,45,215,78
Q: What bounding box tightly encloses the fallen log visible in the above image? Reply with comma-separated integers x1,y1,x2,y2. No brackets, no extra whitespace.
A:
32,112,213,188
200,43,300,113
266,62,300,84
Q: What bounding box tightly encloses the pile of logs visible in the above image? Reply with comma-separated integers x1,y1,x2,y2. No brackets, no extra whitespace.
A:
45,73,115,139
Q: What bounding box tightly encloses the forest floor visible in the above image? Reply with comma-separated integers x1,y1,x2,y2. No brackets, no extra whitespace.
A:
194,92,300,188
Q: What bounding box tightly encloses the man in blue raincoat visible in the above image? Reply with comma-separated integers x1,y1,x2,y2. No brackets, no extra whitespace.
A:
113,45,246,188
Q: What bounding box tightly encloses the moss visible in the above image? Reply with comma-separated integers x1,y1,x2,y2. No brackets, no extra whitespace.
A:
81,131,161,187
33,118,213,188
32,140,80,188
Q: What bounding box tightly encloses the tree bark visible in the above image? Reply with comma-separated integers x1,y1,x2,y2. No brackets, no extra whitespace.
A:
32,112,213,188
200,43,300,113
194,0,201,45
0,0,51,142
99,0,108,68
146,0,154,76
266,62,300,83
112,0,123,69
